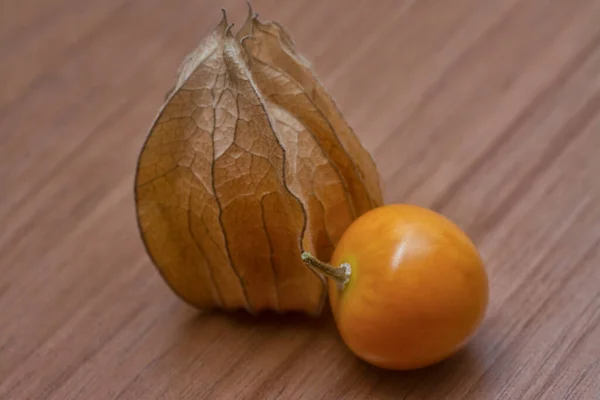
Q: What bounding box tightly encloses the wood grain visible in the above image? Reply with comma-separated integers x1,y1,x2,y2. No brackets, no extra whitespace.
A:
1,1,599,398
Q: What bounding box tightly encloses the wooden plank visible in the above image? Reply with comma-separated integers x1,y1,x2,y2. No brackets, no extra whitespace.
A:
1,0,599,398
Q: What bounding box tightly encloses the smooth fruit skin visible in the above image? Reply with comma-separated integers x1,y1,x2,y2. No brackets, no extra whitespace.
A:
329,204,488,370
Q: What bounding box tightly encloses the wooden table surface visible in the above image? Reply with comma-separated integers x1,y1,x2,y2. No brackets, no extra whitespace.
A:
2,1,600,399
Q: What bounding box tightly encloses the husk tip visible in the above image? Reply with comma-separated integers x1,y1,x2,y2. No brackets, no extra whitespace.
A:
225,22,235,36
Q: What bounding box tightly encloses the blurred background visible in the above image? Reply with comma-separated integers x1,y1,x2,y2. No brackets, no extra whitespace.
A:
2,1,600,399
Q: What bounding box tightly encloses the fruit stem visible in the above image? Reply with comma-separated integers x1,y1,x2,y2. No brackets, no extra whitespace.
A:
301,252,351,289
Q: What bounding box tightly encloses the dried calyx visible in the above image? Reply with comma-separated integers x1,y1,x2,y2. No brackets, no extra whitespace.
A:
134,5,382,316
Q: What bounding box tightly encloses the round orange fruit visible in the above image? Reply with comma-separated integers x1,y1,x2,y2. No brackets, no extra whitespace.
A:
303,204,488,370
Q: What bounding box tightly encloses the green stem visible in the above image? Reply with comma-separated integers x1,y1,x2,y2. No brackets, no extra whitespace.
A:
301,252,351,289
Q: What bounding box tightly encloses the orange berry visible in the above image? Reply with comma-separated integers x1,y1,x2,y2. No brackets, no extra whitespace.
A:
304,204,488,370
